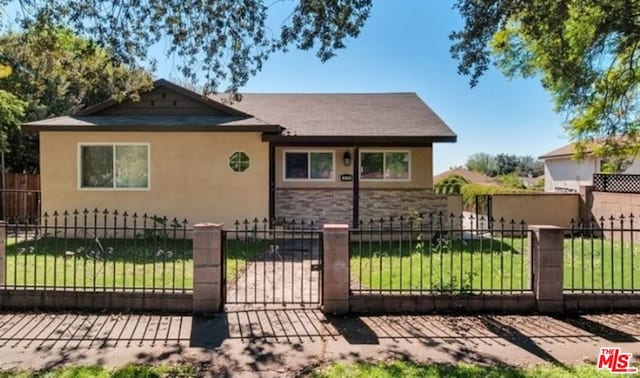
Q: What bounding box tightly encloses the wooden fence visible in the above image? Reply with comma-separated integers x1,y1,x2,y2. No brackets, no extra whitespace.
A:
1,173,40,221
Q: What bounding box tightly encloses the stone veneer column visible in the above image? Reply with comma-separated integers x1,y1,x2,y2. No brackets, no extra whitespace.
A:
322,224,350,315
529,225,564,313
193,223,223,314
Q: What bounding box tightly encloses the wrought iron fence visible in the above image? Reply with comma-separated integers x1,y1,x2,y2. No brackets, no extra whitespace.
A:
2,209,193,292
593,173,640,193
349,213,531,295
564,216,640,293
223,218,322,305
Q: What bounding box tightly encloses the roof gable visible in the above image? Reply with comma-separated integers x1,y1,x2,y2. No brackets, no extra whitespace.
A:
79,79,250,117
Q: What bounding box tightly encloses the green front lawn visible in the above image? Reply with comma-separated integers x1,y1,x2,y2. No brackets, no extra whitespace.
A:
4,236,265,290
313,361,615,378
350,234,640,292
0,361,616,377
564,237,640,291
350,236,530,293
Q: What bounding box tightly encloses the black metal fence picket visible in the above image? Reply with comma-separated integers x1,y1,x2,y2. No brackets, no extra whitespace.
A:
349,213,532,295
2,209,193,292
564,215,640,293
223,218,322,305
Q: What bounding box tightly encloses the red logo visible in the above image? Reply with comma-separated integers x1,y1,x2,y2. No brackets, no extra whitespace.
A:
597,347,638,374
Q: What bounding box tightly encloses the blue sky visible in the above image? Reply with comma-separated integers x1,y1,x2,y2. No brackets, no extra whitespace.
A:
2,1,568,174
155,1,568,174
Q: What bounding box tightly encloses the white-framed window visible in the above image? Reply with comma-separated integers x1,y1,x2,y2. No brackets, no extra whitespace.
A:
78,143,150,190
229,151,250,172
284,151,335,181
360,151,411,181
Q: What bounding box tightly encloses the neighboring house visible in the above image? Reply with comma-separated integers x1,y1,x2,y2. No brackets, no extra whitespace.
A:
539,142,640,193
24,79,457,227
433,167,498,186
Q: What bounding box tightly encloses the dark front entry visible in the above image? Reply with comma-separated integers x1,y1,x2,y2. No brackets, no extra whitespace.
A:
222,219,323,306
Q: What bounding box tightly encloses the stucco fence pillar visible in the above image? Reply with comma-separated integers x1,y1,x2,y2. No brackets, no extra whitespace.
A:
529,225,564,313
322,224,350,315
193,223,223,314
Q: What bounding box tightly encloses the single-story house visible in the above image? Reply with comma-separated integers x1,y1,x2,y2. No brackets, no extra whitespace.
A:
539,141,640,193
24,79,457,227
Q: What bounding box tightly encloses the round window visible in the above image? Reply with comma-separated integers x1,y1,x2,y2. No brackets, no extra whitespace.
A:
229,152,250,172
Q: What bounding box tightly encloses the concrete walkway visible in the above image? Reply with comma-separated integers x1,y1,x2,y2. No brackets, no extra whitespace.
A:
0,310,638,376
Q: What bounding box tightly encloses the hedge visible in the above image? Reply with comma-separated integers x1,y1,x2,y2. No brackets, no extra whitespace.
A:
460,183,537,208
433,174,470,195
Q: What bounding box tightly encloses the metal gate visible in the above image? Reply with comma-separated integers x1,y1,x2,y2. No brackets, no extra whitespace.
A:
474,194,493,230
222,219,322,306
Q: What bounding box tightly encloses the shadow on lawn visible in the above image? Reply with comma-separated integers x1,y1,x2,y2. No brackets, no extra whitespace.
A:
349,235,528,257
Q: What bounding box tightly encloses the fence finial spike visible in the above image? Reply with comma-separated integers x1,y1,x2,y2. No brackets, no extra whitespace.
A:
73,209,79,216
63,210,69,216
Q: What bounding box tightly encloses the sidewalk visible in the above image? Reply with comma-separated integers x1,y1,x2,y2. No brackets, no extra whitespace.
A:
0,309,638,376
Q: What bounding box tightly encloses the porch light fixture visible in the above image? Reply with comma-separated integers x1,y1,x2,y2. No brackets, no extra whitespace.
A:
343,151,352,166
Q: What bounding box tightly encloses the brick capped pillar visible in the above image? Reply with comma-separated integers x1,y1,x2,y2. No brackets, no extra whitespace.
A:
322,224,350,315
193,223,223,314
529,225,564,313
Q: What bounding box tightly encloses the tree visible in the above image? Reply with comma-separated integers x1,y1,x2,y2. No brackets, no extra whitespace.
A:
1,0,372,93
0,27,152,172
515,155,544,177
451,0,640,165
495,153,518,176
0,90,26,152
465,153,497,176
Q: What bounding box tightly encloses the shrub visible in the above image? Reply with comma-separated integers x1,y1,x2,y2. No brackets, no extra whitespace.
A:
496,173,526,189
434,174,470,195
460,183,537,208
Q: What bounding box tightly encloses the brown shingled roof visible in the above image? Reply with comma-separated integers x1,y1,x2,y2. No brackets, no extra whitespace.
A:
220,93,456,142
24,80,457,143
433,167,498,185
538,142,579,159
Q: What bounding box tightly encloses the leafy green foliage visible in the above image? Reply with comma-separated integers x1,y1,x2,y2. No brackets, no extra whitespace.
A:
496,173,525,189
0,27,152,172
433,174,470,194
0,90,26,152
1,0,372,93
460,183,536,208
466,152,543,177
451,0,640,166
465,152,497,176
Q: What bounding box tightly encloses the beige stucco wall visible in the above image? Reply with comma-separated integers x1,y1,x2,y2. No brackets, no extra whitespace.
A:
40,131,269,227
491,193,580,227
446,194,462,216
274,146,433,189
